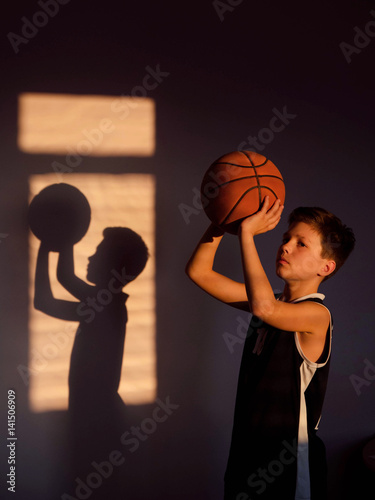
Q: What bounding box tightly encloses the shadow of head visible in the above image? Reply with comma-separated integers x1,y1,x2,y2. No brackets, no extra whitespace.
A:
87,227,149,286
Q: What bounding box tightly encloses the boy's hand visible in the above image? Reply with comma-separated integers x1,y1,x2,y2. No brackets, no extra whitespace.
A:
238,196,284,237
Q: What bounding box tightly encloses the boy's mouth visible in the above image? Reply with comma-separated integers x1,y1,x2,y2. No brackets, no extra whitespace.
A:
277,256,289,265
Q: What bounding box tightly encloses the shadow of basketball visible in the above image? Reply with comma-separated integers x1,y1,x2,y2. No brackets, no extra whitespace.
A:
28,183,91,251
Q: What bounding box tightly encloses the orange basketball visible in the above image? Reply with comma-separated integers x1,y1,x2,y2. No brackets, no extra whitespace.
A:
201,150,285,234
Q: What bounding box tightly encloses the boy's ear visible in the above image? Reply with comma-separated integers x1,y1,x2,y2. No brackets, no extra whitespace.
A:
319,260,336,278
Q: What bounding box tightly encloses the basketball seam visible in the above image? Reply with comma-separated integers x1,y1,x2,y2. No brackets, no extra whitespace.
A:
220,185,280,226
221,186,259,225
240,150,262,207
209,174,284,191
206,152,283,229
214,158,269,169
239,150,255,166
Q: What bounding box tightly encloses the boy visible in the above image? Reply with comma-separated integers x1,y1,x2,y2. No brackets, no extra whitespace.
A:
186,197,355,500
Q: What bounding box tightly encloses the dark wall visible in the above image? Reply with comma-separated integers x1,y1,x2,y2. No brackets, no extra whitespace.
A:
1,1,375,499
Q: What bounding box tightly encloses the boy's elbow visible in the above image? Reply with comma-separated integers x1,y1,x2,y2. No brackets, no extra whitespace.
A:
184,262,191,276
185,263,206,285
250,299,276,322
185,262,197,281
185,268,197,285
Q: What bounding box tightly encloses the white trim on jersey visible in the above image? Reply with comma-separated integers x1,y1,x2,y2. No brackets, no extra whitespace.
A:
292,293,333,500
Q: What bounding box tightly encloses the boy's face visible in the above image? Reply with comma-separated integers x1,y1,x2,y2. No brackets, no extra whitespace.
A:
275,222,335,283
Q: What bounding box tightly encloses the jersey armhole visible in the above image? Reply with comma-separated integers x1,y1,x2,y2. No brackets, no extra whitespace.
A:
294,302,333,367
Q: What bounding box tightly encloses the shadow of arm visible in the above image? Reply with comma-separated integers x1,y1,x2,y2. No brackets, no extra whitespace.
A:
56,245,94,300
34,242,81,321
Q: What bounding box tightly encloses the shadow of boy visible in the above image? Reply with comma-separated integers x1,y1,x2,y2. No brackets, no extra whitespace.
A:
34,226,149,480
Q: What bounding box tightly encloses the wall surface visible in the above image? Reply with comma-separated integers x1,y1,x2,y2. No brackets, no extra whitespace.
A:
1,1,375,499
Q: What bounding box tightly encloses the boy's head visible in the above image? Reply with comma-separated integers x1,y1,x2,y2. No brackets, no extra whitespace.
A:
287,207,355,281
87,227,149,285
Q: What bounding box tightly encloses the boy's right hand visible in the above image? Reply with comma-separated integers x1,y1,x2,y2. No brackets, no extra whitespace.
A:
238,196,284,238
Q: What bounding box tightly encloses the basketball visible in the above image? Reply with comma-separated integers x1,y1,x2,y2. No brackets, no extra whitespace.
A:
201,150,285,234
28,183,91,251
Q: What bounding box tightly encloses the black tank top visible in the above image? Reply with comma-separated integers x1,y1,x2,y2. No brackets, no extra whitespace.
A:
224,293,332,500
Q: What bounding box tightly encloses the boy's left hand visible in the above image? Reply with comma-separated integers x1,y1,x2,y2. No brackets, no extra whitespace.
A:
238,196,284,237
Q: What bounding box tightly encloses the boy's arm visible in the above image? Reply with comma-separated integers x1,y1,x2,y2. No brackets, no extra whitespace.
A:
186,223,249,310
56,245,94,301
239,197,329,335
34,242,81,321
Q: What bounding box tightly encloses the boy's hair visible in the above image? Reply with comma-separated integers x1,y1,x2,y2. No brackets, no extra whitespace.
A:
102,227,149,282
288,207,355,280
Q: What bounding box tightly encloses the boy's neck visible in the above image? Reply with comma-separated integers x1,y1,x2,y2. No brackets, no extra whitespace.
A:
281,279,323,302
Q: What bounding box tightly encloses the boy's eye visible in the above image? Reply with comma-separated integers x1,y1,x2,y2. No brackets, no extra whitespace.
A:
298,241,306,247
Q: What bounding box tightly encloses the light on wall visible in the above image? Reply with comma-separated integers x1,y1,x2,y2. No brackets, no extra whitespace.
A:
28,174,156,412
19,92,157,412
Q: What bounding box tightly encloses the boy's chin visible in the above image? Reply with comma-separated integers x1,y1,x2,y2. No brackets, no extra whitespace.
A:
275,266,285,278
275,268,289,284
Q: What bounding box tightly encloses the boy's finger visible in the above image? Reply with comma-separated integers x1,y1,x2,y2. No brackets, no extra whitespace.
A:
270,203,283,222
267,198,280,214
274,201,283,214
261,196,270,212
275,200,284,214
